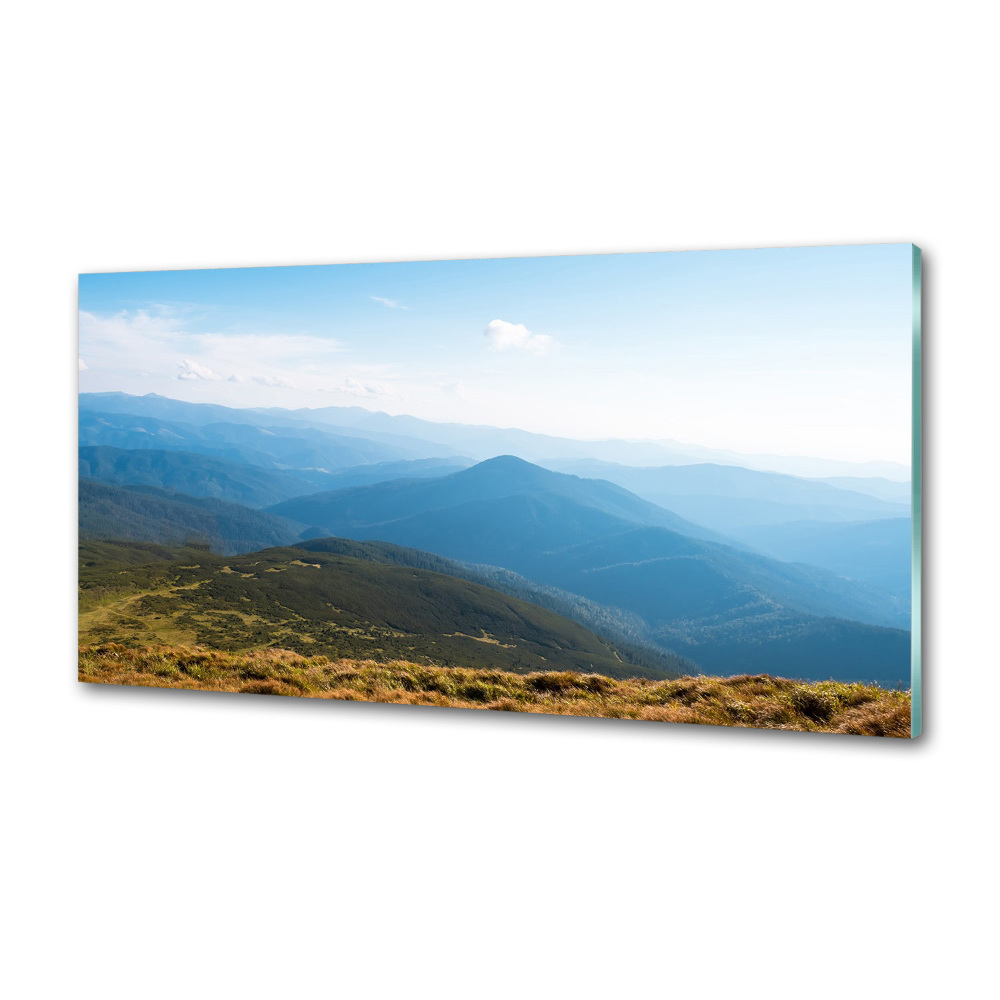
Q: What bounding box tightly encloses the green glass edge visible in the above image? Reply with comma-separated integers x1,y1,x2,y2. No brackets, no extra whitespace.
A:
911,245,922,737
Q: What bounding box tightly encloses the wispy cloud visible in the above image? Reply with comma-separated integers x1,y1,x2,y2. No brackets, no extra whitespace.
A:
253,374,295,388
79,309,346,394
441,380,469,400
193,332,347,363
370,295,409,310
342,376,405,399
80,307,183,347
177,358,222,381
484,319,555,355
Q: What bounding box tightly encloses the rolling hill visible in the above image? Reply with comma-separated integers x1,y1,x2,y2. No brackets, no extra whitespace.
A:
78,540,684,680
79,479,307,554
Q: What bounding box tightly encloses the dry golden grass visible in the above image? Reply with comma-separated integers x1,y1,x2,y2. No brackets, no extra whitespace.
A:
78,644,911,736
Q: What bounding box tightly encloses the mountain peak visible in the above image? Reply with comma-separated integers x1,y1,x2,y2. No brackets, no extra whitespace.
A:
459,455,551,482
476,454,537,469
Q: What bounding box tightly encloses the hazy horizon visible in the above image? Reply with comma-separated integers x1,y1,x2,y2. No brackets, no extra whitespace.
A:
79,387,911,482
79,245,916,467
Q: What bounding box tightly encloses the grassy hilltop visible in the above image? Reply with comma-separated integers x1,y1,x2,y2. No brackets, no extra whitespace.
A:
79,643,910,736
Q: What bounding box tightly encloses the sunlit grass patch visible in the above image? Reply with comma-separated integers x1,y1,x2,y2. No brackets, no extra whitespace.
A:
78,643,911,737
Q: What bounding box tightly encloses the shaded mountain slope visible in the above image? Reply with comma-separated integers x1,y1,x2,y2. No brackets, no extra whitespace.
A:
534,524,909,628
655,612,910,685
737,517,912,599
79,479,306,554
813,476,911,503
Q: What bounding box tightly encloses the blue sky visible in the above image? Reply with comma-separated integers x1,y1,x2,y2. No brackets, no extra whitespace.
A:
79,244,915,465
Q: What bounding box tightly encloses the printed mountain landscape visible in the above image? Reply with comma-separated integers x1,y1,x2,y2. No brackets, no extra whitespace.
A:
79,390,914,734
78,246,919,735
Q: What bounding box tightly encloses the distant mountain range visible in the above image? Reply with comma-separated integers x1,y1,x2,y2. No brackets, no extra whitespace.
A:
79,408,417,470
78,392,914,688
542,459,908,529
79,445,467,508
813,476,911,504
80,392,910,480
539,458,912,612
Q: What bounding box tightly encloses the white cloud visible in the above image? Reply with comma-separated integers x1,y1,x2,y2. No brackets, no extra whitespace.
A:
78,308,353,402
177,358,222,381
342,376,404,399
441,380,469,399
370,295,408,310
78,357,89,371
80,311,345,374
484,319,554,355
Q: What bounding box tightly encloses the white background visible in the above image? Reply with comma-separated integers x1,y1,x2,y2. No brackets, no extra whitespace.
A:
3,2,995,997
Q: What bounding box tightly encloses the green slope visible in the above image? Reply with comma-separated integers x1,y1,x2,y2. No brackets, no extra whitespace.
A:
79,540,683,681
295,536,685,676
